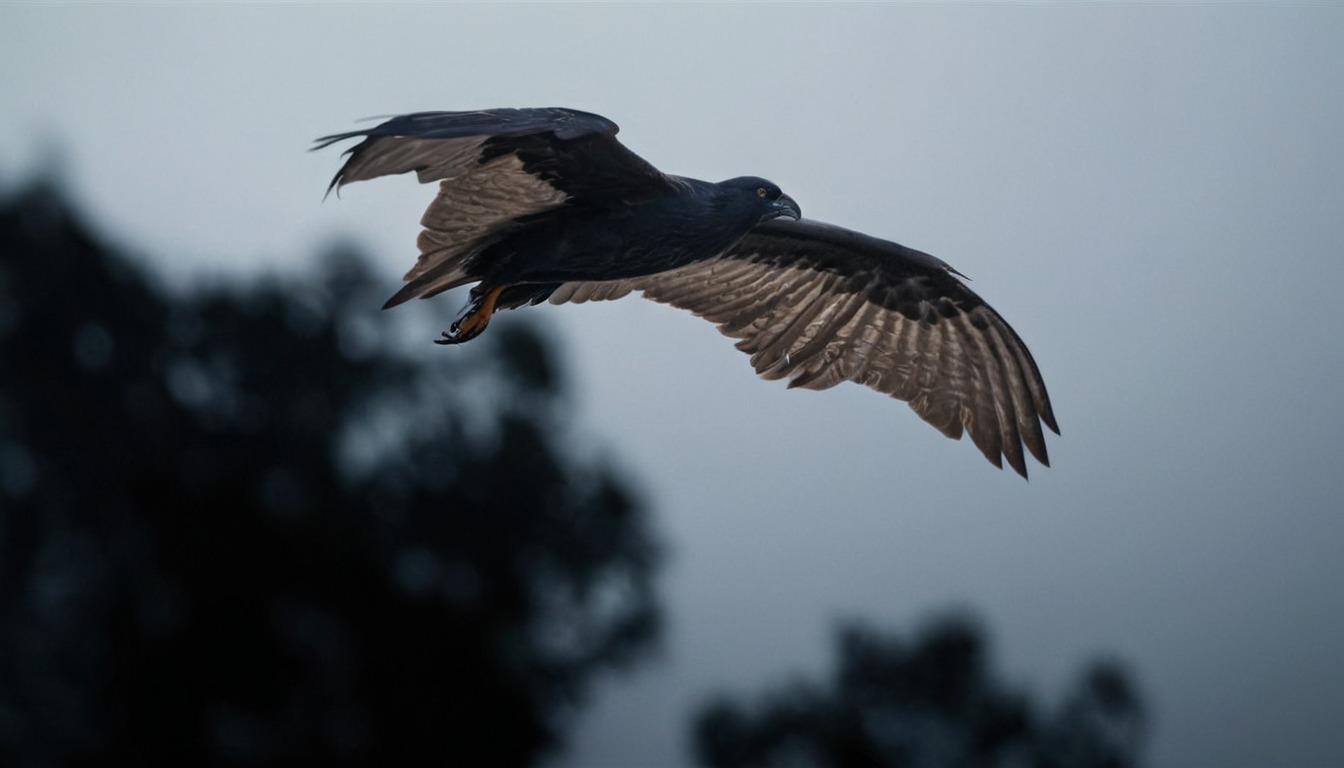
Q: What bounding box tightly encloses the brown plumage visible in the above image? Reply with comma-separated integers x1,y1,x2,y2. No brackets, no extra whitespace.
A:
317,107,1058,477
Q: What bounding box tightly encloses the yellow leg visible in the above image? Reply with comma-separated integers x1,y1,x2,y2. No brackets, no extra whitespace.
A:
436,285,504,345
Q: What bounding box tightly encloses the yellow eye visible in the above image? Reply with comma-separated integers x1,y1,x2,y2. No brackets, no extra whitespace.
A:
757,187,769,198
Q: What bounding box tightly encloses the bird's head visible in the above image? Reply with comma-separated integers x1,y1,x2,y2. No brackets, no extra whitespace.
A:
721,176,802,223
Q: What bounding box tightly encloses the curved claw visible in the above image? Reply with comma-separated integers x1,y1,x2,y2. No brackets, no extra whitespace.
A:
434,326,469,345
433,284,503,345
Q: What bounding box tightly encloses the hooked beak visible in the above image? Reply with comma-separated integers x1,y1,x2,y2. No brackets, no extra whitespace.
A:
771,193,802,221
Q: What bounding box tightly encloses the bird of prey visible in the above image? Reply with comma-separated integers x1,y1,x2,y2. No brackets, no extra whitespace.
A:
315,108,1058,477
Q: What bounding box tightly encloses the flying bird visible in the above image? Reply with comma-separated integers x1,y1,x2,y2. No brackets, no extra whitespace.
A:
315,108,1058,477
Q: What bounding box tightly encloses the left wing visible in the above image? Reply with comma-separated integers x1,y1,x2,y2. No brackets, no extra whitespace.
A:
550,219,1059,477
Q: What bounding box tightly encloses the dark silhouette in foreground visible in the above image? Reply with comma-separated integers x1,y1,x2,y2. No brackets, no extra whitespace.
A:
694,615,1144,768
0,181,660,766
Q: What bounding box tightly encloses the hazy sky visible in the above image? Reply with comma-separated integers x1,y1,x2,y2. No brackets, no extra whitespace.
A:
4,5,1343,767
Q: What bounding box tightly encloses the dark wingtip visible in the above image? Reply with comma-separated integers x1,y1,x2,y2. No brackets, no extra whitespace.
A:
310,135,357,201
313,132,365,201
322,174,343,202
1005,448,1029,480
311,130,365,152
381,280,423,310
994,445,1030,480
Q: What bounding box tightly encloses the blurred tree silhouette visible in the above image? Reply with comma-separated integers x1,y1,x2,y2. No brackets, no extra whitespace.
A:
0,181,660,766
693,615,1144,768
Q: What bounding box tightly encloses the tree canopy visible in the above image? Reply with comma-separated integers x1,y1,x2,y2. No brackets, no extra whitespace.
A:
0,181,661,766
0,179,1141,768
693,614,1145,768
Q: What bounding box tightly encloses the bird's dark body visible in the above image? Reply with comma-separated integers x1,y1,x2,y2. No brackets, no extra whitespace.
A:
479,177,768,286
317,107,1059,477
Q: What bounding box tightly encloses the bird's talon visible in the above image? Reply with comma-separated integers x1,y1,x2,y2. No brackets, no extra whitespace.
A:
434,322,468,345
433,286,503,346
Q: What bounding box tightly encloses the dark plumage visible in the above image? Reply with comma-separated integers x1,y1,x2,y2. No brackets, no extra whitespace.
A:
315,107,1059,477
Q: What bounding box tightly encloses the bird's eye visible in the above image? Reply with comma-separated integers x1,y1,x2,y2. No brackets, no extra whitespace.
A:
757,187,769,198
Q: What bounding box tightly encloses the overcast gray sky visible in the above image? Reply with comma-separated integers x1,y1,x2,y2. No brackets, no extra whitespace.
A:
4,5,1343,767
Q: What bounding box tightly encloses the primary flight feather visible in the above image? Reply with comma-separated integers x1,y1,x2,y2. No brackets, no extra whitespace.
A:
315,107,1059,477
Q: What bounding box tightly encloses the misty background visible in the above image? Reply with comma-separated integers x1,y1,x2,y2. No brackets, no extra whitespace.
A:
3,5,1343,767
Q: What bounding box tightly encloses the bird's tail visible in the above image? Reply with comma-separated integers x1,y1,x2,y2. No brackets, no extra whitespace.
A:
381,237,489,309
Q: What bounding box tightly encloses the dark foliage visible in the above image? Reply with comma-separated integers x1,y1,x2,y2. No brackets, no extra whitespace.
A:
0,182,660,766
693,615,1144,768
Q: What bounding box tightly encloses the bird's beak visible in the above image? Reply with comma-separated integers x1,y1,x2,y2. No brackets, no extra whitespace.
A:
772,193,802,221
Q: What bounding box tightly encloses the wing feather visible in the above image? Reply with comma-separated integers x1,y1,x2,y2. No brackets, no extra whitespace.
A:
321,109,1057,476
316,108,673,308
776,287,872,386
980,314,1052,467
747,272,846,376
957,311,1019,473
550,279,639,304
546,218,1057,477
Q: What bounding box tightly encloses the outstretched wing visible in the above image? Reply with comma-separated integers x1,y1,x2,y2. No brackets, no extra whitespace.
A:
315,108,676,307
550,219,1058,477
